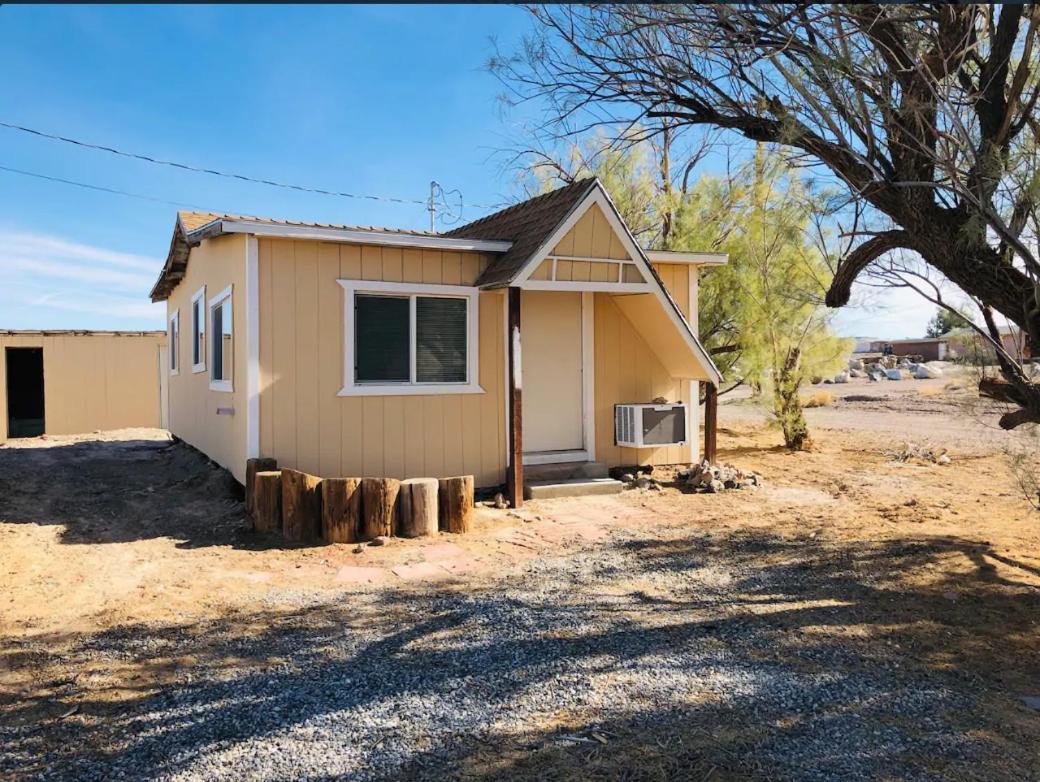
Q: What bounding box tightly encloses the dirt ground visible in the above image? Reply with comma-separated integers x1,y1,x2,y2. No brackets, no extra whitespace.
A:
1,375,1039,780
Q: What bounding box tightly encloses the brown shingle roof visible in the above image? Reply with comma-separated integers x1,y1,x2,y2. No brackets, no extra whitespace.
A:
444,178,598,287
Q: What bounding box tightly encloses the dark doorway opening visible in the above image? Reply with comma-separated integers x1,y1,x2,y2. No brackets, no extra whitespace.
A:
6,347,45,438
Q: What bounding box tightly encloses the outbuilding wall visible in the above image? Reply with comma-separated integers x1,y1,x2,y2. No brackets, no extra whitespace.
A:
0,331,165,444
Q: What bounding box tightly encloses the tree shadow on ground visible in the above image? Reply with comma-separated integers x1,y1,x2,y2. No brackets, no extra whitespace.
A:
3,528,1038,781
0,437,295,550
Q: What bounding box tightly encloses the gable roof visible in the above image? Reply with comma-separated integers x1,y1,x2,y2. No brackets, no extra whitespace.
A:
443,178,598,287
149,211,512,302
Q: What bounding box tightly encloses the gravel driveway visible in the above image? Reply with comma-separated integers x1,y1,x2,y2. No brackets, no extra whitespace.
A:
4,524,1035,781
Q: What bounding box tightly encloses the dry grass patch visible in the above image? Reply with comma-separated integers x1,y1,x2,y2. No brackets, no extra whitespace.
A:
802,390,834,408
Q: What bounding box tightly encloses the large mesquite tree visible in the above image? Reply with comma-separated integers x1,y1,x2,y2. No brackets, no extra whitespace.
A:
495,4,1040,429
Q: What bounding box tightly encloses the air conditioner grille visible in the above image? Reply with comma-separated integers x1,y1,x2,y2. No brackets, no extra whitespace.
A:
615,403,687,448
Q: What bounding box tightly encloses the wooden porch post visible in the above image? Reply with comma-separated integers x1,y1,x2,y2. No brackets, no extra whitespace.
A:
703,382,718,464
505,287,524,508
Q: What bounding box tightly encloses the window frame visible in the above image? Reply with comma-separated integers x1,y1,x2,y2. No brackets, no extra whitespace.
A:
169,309,180,376
208,284,234,393
338,279,483,397
191,285,206,373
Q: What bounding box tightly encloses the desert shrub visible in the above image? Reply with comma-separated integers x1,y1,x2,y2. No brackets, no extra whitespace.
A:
802,390,834,408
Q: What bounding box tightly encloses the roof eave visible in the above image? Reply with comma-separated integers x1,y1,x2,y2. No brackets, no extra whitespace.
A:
216,219,513,252
149,218,514,302
645,250,729,266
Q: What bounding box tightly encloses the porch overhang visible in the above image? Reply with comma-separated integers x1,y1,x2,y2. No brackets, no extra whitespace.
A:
610,292,719,383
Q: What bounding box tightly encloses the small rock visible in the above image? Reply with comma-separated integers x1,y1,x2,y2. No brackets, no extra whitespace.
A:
352,544,365,554
1020,696,1040,711
369,536,387,547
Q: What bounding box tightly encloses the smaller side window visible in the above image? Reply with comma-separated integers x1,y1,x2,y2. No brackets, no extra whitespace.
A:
169,309,180,375
191,286,206,372
209,286,233,392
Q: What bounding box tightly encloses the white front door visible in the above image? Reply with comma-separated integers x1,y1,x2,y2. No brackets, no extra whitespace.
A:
521,291,585,455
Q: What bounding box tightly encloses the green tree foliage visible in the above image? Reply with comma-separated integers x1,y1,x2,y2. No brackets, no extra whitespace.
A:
731,147,852,449
926,308,971,338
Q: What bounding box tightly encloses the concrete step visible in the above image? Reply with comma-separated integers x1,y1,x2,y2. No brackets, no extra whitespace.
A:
524,477,624,500
524,460,609,482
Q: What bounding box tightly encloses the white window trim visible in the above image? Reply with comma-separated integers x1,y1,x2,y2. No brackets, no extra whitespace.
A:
338,279,484,397
191,285,207,373
169,309,179,376
208,284,234,393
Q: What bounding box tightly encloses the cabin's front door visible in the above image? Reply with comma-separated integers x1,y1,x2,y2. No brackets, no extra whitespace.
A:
521,291,585,458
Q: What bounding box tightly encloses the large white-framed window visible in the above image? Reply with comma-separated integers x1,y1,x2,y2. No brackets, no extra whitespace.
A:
169,309,180,376
208,284,233,392
191,285,206,373
338,280,483,396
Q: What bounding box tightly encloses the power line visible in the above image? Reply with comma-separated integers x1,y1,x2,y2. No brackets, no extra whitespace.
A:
0,119,500,212
0,163,215,211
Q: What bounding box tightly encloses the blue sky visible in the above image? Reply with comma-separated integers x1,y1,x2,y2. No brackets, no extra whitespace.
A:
0,4,930,337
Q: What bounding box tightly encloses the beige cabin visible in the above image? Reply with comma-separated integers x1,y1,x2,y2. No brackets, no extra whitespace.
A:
149,178,724,503
0,330,167,444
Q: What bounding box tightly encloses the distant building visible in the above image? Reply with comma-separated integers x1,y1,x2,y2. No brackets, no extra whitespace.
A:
852,337,881,354
945,326,1032,362
868,337,949,362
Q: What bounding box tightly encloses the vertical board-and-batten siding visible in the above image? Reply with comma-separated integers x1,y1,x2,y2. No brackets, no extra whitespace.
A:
258,239,507,488
165,233,249,483
593,293,692,466
0,332,165,443
548,203,700,467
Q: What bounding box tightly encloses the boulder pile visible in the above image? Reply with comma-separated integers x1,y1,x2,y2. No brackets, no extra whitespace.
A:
679,461,762,493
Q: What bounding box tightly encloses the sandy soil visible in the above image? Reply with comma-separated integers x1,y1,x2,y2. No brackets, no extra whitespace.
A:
1,381,1038,779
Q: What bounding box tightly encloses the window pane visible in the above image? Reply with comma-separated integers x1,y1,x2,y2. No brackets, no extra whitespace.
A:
416,296,467,383
211,298,232,382
355,295,409,382
170,319,178,370
192,299,202,365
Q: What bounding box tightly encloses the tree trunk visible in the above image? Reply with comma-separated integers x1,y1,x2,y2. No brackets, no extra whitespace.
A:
703,383,718,464
398,478,439,538
253,471,282,533
438,475,474,534
245,457,277,515
773,348,811,450
360,478,399,540
282,468,323,542
321,478,361,543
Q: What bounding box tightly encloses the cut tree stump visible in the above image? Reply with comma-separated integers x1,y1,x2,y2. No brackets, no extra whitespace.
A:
438,475,474,534
253,471,282,533
282,468,323,542
322,477,361,543
360,477,399,540
398,478,439,538
245,457,277,515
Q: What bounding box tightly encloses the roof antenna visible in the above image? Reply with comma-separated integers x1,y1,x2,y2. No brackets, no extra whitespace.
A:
428,181,438,233
427,181,466,232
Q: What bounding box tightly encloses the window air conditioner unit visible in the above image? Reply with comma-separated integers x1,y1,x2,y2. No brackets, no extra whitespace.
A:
614,403,687,448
